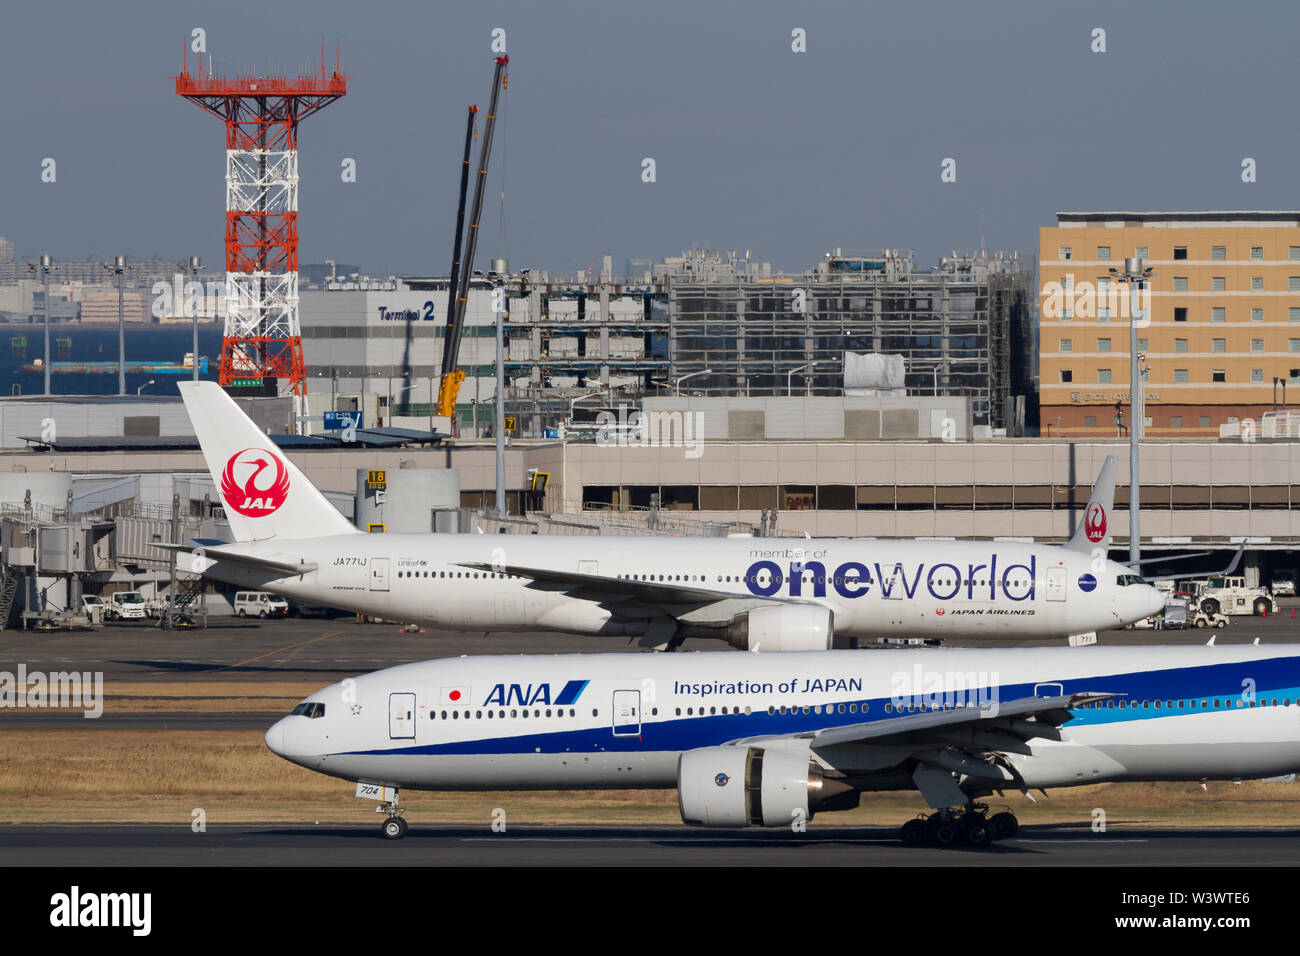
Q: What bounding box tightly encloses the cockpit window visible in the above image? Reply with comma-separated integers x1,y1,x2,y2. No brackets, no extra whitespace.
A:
290,702,325,718
1116,574,1146,587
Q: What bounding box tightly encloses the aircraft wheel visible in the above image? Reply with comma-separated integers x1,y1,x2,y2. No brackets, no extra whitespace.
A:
928,818,958,846
900,818,928,846
962,818,992,847
988,812,1019,840
383,817,408,839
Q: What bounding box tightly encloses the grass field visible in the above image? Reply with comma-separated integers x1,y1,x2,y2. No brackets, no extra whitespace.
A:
2,682,1298,828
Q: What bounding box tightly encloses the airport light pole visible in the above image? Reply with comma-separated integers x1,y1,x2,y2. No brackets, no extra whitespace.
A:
568,386,608,423
137,379,155,396
673,368,713,397
180,256,202,381
28,255,53,395
104,256,130,395
1110,257,1154,566
495,289,507,516
786,361,823,397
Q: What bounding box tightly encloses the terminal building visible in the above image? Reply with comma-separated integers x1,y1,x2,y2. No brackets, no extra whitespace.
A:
1040,211,1300,438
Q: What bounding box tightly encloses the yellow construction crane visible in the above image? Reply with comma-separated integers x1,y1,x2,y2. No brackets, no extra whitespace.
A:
436,55,508,421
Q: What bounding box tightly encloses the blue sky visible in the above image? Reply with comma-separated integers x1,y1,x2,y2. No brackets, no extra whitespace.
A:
2,0,1296,276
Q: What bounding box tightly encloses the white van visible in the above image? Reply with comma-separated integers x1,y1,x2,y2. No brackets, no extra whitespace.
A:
233,591,290,618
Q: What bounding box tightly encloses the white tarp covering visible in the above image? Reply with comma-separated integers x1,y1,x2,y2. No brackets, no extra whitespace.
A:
844,352,905,392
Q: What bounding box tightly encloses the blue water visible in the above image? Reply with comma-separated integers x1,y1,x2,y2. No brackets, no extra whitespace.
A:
0,324,225,398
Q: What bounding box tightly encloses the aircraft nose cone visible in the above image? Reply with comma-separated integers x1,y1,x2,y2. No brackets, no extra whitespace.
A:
1146,587,1166,617
265,718,287,757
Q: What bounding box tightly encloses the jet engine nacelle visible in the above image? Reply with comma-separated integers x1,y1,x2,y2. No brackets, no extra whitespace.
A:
718,604,833,652
677,745,853,828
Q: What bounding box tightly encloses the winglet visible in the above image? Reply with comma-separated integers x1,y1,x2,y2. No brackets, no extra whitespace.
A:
1064,455,1117,555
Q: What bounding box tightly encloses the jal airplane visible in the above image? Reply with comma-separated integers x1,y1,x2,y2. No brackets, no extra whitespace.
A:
176,381,1164,650
266,642,1300,842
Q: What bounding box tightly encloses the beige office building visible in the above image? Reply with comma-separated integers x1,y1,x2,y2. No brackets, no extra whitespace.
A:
1040,212,1300,437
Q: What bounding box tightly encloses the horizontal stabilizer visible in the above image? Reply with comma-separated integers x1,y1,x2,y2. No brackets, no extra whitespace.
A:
156,542,318,577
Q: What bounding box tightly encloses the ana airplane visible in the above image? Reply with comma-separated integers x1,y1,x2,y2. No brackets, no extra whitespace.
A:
266,642,1300,843
176,381,1164,650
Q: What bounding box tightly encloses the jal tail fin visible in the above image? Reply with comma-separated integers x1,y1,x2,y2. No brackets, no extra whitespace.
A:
1064,454,1117,555
178,381,357,542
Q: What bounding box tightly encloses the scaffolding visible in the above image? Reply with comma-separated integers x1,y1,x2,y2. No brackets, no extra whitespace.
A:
662,248,1034,429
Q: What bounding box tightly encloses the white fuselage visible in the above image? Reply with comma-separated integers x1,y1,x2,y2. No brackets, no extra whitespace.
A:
267,645,1300,794
210,532,1165,642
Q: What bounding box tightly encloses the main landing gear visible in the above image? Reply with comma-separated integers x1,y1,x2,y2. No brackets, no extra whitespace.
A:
378,790,408,839
899,803,1018,847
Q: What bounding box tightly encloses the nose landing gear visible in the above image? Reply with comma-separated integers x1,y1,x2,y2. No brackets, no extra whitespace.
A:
899,803,1018,847
377,791,408,839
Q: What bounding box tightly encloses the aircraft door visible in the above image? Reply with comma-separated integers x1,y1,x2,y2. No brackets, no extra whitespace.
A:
579,560,599,576
1034,682,1064,698
882,565,903,599
1046,568,1067,602
612,689,641,737
389,692,416,739
370,558,390,591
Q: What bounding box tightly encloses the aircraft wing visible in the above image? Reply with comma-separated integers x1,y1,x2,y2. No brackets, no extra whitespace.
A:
455,561,799,637
457,561,751,604
806,693,1114,749
732,692,1116,752
728,692,1118,805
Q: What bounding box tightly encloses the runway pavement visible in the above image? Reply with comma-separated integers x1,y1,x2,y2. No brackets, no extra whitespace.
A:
3,613,1298,686
3,823,1298,866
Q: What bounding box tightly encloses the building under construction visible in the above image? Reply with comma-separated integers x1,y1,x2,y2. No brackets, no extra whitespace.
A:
659,247,1036,431
297,245,1036,435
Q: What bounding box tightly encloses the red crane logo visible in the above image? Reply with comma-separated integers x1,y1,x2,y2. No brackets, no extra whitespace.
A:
1084,502,1107,543
221,448,290,517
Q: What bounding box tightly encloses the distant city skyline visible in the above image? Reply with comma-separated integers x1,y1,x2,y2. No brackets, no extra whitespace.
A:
2,0,1296,278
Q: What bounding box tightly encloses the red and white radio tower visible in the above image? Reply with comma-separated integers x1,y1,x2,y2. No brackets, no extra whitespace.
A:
174,48,346,418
